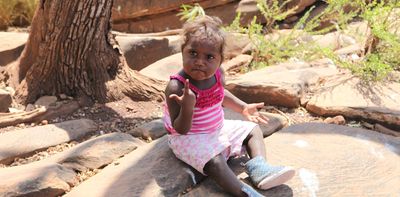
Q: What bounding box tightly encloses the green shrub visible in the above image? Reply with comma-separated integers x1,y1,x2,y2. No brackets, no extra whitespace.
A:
256,0,297,31
179,1,399,81
177,3,205,22
236,0,399,81
324,0,400,81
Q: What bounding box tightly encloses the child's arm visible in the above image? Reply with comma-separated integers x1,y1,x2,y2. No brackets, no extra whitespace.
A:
223,89,248,113
223,90,268,124
220,69,268,124
165,79,196,134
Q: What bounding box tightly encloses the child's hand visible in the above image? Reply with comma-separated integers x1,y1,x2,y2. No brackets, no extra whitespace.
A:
242,102,269,124
169,79,196,109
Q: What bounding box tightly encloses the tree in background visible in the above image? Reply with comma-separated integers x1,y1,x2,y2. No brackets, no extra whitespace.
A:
3,0,164,105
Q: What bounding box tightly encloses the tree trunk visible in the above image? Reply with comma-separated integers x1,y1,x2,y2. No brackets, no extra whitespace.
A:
6,0,164,105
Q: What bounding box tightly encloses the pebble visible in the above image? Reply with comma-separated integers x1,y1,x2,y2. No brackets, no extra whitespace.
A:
41,120,48,125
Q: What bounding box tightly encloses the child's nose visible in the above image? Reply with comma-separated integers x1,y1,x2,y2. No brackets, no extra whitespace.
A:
194,57,206,66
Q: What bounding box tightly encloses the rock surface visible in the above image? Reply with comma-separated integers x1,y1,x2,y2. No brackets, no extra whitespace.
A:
271,123,400,196
128,119,167,140
0,119,97,164
112,0,238,33
45,132,140,172
0,163,77,197
225,62,339,107
65,136,197,197
128,109,288,140
224,108,288,137
139,53,182,81
185,122,400,196
307,76,400,128
0,89,12,112
115,34,181,70
34,95,58,108
0,133,141,196
0,32,28,66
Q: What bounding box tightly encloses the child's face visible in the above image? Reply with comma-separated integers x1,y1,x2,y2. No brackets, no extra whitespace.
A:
182,37,222,81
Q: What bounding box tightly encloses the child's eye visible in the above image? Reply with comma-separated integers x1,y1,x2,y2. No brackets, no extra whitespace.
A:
207,54,215,60
189,51,197,57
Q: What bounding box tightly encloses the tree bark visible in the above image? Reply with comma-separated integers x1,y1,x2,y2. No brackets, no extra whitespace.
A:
6,0,164,105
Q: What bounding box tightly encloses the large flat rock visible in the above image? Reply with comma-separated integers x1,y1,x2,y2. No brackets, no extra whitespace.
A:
115,34,180,71
128,109,287,141
307,77,400,128
224,108,287,137
226,62,339,107
266,123,400,196
139,53,182,81
65,136,198,197
0,163,77,197
0,133,140,197
0,119,97,164
0,32,28,66
45,132,140,172
112,0,238,33
185,123,400,196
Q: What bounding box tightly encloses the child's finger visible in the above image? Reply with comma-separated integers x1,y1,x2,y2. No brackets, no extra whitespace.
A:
255,102,265,108
169,94,181,101
251,116,259,123
184,79,190,95
258,116,269,124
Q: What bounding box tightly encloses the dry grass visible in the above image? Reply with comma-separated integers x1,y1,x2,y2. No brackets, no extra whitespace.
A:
0,0,37,30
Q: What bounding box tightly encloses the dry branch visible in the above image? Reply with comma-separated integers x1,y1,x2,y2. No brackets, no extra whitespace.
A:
0,101,80,128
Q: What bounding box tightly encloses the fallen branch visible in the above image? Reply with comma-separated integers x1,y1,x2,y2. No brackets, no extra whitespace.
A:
262,106,293,126
0,100,80,128
0,107,47,127
374,123,400,138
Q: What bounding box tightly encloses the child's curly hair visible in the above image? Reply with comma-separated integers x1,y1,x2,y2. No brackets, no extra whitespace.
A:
181,15,226,59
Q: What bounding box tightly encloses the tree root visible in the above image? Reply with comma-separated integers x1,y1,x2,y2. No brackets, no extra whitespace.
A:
0,100,80,128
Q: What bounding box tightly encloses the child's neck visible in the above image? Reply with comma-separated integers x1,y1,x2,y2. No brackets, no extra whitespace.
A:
179,70,216,90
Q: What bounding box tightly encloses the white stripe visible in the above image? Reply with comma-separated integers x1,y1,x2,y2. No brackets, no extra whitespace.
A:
192,118,223,131
193,107,222,121
193,110,223,124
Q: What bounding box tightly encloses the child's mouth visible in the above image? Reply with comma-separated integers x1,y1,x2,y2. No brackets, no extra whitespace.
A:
192,69,205,73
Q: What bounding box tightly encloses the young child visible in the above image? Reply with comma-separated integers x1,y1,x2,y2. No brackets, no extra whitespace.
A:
163,15,295,197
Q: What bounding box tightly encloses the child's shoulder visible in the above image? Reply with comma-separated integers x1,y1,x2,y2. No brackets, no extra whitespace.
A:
165,75,184,95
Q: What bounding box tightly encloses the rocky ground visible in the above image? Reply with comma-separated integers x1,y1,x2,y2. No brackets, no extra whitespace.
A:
0,98,161,164
0,96,361,171
1,64,399,197
1,69,399,197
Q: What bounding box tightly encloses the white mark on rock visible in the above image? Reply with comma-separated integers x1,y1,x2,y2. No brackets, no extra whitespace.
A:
184,168,197,185
369,147,384,159
293,140,310,148
299,168,319,197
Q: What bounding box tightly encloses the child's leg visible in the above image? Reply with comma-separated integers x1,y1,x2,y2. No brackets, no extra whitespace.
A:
242,125,295,190
242,125,266,159
203,154,250,197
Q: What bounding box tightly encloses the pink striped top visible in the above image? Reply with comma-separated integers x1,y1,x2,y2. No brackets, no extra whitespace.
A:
163,69,225,135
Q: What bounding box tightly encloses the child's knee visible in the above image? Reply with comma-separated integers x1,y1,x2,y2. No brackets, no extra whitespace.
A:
250,125,263,138
204,154,226,173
